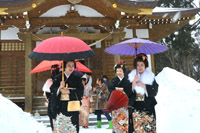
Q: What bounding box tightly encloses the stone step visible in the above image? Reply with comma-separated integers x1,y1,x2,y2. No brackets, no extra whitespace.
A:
35,114,109,127
32,109,47,115
33,105,47,110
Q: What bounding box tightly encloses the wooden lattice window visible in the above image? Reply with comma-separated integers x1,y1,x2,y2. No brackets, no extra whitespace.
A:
0,40,25,51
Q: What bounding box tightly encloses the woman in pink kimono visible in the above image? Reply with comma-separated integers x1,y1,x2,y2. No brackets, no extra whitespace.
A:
79,74,91,128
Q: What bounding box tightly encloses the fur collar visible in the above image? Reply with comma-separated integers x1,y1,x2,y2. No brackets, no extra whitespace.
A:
128,69,155,95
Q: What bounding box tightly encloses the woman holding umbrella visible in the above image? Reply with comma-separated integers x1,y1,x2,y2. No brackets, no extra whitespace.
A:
28,35,95,132
128,53,158,132
50,60,84,133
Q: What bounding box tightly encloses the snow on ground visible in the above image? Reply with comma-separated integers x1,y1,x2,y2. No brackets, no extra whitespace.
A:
0,94,46,133
80,125,112,133
155,67,200,133
1,67,200,133
45,125,112,133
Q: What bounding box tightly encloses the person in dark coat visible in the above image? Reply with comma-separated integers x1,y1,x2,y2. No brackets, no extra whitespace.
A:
42,64,59,131
109,62,135,133
128,53,158,132
50,60,84,133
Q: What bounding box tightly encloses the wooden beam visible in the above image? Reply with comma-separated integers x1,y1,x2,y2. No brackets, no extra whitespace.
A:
151,55,155,73
149,20,189,42
0,25,10,30
28,0,70,18
0,8,8,15
31,33,123,41
3,18,25,27
28,0,120,19
24,32,33,113
3,0,47,14
101,0,153,15
31,17,115,27
112,31,121,74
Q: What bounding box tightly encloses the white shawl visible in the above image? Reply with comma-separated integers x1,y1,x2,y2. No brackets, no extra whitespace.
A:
128,69,155,96
82,74,92,97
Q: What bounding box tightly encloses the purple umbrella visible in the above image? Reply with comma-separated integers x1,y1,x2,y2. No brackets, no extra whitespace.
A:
105,38,168,55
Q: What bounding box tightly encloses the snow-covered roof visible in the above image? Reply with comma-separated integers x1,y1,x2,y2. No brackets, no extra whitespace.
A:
153,7,199,13
151,7,200,16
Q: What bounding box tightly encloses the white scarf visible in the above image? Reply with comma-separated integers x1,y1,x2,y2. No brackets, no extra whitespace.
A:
128,69,155,95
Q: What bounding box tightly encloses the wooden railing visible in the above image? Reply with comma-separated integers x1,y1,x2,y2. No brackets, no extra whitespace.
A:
0,86,25,102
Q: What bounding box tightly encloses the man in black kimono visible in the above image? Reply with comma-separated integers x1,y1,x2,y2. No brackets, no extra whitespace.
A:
50,60,84,132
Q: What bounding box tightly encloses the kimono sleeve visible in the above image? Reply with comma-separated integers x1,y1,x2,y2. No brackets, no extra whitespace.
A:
145,79,158,97
108,77,119,93
49,77,60,119
70,76,84,101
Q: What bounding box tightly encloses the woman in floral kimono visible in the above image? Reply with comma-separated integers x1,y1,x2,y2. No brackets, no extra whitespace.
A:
128,53,158,132
93,78,112,129
109,61,135,133
79,74,90,128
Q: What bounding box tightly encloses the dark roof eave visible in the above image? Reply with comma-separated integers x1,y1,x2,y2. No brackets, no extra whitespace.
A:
116,0,158,8
0,0,33,7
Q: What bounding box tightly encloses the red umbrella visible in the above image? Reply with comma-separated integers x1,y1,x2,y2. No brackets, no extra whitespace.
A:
75,62,91,73
30,60,91,74
29,36,95,61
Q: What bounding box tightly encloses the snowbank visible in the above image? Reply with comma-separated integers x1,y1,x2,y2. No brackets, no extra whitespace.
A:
1,67,200,133
0,94,46,133
155,67,200,133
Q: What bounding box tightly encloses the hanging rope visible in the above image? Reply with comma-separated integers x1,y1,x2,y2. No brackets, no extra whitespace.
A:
89,33,112,47
32,34,43,41
32,32,112,46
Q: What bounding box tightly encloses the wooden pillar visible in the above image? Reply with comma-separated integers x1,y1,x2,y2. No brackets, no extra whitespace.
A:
24,32,33,113
151,54,155,73
112,32,121,64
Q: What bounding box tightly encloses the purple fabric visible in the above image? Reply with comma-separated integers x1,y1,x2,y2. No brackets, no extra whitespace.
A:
105,38,168,55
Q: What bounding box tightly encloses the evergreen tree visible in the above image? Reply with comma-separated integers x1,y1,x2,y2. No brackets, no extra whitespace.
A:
155,0,200,82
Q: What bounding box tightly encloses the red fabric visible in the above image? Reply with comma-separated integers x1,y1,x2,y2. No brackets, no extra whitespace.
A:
30,60,91,74
75,62,91,73
33,36,91,53
106,90,128,112
30,60,61,74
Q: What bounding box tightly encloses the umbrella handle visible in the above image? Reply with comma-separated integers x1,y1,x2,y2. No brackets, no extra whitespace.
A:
135,48,138,74
62,61,68,89
62,61,64,81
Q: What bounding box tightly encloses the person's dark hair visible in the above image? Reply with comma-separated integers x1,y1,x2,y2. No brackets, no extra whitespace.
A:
51,65,60,79
63,60,76,70
114,61,126,73
86,72,92,76
102,75,108,80
97,77,104,84
81,78,87,84
133,53,149,69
